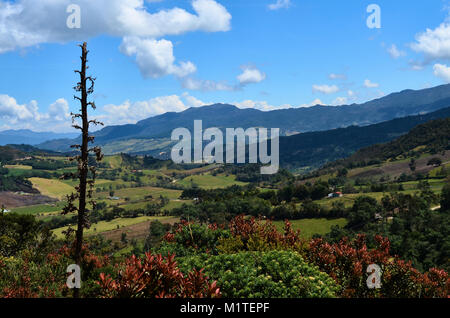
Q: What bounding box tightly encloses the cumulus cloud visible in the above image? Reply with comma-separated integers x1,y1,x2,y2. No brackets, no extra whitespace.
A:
48,98,70,121
364,79,379,88
0,0,231,53
0,0,231,79
411,22,450,61
312,84,339,94
387,44,406,59
328,73,347,80
0,95,71,131
237,66,266,85
268,0,291,10
120,37,196,78
433,63,450,82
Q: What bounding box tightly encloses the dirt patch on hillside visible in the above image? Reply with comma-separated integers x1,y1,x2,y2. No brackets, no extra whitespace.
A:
0,191,58,208
95,217,179,243
351,151,450,180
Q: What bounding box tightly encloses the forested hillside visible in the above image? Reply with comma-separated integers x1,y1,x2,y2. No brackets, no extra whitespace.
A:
280,107,450,170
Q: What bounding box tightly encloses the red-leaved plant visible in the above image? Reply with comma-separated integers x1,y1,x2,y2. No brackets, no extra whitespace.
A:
97,252,220,298
307,234,449,298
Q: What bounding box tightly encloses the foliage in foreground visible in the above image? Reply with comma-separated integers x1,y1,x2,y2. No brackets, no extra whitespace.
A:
0,214,448,298
178,250,338,298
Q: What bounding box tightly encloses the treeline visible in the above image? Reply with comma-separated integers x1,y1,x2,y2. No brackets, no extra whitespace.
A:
216,164,293,183
175,182,337,222
0,170,37,193
19,158,76,170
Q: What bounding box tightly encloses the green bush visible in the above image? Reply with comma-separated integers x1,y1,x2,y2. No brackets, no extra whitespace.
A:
178,250,338,298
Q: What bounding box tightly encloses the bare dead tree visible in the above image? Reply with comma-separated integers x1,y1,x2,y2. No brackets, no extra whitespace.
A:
61,42,103,298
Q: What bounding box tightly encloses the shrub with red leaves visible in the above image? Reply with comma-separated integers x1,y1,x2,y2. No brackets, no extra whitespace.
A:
97,252,220,298
307,234,450,298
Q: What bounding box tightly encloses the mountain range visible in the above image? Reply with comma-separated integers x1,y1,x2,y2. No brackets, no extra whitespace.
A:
279,106,450,170
3,83,449,170
0,130,78,146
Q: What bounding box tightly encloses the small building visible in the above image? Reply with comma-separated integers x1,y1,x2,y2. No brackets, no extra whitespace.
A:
328,192,343,198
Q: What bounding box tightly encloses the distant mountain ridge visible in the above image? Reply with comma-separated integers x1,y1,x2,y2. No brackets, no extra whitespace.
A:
0,129,78,146
37,84,450,153
279,106,450,170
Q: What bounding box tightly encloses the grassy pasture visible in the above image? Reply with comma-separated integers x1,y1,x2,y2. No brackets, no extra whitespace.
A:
11,202,64,215
29,177,74,199
178,174,247,189
272,218,348,239
4,164,33,170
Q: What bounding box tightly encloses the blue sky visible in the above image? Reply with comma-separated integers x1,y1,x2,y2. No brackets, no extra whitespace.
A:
0,0,450,132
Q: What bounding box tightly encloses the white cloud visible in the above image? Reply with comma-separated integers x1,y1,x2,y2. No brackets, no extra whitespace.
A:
237,66,266,85
0,0,232,53
329,73,347,80
0,95,35,122
182,77,234,91
364,79,379,88
181,92,207,107
268,0,291,10
411,22,450,61
120,37,196,78
182,65,265,91
433,63,450,82
0,95,71,132
312,84,339,94
48,98,70,121
0,0,231,80
387,44,406,59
